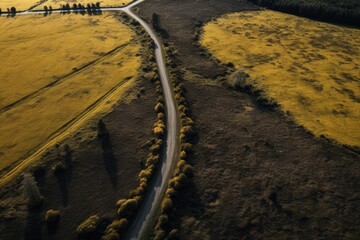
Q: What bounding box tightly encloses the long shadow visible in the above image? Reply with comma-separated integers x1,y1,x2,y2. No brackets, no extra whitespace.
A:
100,135,117,188
24,208,42,240
55,171,69,206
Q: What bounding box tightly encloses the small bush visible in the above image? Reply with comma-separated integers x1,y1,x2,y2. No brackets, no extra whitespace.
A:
77,215,101,237
180,150,187,159
156,214,168,229
116,199,127,208
155,102,164,113
161,197,173,212
181,143,192,152
154,230,166,240
102,231,120,240
118,199,138,218
45,209,60,223
168,229,180,239
52,162,66,173
166,188,176,198
183,164,194,178
178,173,188,185
177,160,186,169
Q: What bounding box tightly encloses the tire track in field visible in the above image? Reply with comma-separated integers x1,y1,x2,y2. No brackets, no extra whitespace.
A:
0,75,134,186
0,43,129,114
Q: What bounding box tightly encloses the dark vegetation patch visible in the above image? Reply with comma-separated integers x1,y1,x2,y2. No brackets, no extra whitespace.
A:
249,0,360,27
137,0,259,79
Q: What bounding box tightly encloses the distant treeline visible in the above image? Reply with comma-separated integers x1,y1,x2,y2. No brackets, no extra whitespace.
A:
249,0,360,27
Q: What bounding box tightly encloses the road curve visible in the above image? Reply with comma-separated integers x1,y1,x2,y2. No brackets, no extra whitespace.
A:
1,2,180,239
121,2,181,239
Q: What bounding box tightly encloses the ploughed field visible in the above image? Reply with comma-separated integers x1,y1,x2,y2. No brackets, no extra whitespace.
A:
201,10,360,148
0,12,141,176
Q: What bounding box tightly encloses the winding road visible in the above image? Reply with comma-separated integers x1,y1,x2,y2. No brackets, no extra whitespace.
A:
1,1,180,239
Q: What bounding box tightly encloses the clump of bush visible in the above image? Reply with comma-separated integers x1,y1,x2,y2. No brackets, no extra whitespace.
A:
45,209,60,224
77,215,101,237
102,218,128,240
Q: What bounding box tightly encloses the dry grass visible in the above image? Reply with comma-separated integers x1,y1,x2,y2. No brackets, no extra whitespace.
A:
201,10,360,147
0,0,133,11
35,0,133,10
0,13,141,174
0,0,39,11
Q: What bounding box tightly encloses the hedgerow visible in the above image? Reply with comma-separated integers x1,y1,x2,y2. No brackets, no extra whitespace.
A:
152,38,196,239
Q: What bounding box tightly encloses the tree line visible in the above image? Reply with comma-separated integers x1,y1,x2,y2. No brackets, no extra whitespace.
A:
249,0,360,27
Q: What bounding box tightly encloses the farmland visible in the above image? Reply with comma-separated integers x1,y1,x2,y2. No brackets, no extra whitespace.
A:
0,0,39,11
201,10,360,147
0,0,133,11
35,0,133,10
0,12,141,174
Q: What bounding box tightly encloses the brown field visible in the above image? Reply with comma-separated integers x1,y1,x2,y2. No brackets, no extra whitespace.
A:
137,0,360,239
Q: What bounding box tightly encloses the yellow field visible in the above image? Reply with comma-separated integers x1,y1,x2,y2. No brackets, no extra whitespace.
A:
0,0,133,11
0,0,39,11
0,13,141,173
201,10,360,147
35,0,133,10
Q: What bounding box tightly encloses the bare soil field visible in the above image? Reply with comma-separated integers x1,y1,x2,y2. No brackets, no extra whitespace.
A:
138,0,360,239
0,77,157,240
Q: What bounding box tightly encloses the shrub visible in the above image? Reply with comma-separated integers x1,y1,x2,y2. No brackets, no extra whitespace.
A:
154,230,166,240
153,126,165,136
157,112,165,121
178,173,188,186
102,231,120,240
181,143,192,152
183,164,194,178
177,160,186,169
77,215,101,237
168,229,180,239
139,169,152,180
52,162,66,173
116,199,127,208
161,197,173,212
156,214,168,229
180,151,187,159
105,218,128,234
45,209,60,223
166,188,176,198
155,102,164,113
118,199,138,218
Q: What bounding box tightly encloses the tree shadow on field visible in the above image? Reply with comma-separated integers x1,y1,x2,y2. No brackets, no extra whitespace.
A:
24,208,42,240
100,135,118,188
55,170,69,207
